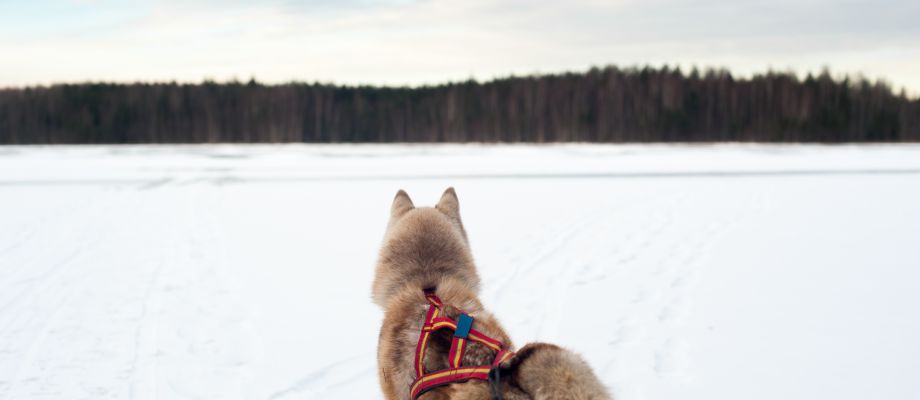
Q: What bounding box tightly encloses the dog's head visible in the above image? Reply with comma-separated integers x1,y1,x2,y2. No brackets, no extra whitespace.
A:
372,187,479,307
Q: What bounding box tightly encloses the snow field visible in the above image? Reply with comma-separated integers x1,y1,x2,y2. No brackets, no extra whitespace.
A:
0,144,919,399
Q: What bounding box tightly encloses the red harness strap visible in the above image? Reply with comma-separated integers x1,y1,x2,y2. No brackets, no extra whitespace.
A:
410,290,514,399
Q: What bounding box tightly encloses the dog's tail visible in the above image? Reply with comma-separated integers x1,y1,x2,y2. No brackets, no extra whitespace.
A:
504,343,611,399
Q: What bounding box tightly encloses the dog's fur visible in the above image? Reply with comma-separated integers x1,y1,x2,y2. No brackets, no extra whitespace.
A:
373,188,610,399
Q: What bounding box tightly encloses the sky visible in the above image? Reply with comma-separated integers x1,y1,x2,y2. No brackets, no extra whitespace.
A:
1,0,918,94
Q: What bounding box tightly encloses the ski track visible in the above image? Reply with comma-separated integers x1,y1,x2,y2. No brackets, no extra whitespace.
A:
1,144,919,400
484,187,712,382
0,181,257,399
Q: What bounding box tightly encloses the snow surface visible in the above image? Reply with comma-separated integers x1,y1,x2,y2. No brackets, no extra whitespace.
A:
1,143,919,400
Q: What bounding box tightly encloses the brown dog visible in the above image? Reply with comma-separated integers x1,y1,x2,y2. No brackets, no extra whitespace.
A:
373,188,610,399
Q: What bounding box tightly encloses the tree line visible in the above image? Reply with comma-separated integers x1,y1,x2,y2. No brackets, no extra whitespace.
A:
1,66,918,144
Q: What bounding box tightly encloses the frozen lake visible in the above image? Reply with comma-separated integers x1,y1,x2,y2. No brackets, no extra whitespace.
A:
1,144,919,399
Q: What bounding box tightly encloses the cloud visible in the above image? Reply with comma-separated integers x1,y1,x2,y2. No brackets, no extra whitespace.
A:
0,0,918,93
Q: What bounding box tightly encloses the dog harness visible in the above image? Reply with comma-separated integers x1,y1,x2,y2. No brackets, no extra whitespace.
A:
410,290,515,399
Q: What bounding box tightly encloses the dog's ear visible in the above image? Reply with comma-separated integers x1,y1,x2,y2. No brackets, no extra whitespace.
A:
435,187,461,220
391,189,415,219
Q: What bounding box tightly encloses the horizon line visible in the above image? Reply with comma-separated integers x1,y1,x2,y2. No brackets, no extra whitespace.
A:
1,63,916,97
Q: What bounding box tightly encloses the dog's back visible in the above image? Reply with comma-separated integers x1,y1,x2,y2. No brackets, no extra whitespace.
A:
374,188,512,399
373,188,610,400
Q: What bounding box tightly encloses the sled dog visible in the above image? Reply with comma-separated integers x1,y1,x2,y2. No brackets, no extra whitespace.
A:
373,188,610,399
